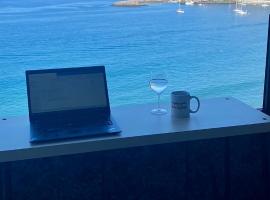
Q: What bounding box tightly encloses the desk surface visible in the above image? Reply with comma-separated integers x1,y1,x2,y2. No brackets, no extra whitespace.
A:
0,97,270,163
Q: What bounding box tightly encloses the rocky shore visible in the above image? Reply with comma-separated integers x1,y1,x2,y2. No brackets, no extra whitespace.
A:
113,0,170,7
112,0,269,7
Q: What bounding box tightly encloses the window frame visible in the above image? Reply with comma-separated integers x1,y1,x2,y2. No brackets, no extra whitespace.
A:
262,15,270,115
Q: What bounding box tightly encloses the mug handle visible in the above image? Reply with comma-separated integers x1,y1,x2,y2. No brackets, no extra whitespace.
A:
189,96,200,113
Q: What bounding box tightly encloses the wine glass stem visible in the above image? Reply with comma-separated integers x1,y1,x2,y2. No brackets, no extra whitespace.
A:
157,94,160,110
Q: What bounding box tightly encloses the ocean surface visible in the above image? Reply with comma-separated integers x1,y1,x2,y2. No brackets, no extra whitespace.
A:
0,0,270,116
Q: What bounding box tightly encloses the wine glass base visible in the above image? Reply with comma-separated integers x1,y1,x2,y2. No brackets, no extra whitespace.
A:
151,108,167,115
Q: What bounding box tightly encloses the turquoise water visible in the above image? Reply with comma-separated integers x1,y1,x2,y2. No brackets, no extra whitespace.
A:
0,0,269,116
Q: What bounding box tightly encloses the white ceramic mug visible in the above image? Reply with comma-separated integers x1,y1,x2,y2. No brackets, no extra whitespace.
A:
171,91,200,118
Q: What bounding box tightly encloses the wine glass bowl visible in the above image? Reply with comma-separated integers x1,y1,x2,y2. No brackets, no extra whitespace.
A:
150,78,168,94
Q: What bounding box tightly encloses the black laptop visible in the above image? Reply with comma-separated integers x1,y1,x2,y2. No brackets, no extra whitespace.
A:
26,66,121,143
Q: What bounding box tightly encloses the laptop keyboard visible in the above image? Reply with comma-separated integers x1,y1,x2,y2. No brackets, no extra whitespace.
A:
34,120,113,133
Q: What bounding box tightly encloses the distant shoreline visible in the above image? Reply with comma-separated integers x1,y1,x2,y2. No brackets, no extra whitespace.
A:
112,0,270,7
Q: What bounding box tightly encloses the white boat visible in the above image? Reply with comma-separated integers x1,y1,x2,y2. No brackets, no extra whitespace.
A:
262,3,269,7
185,1,194,5
234,8,241,12
235,0,247,15
234,0,241,12
176,0,184,13
237,9,248,15
177,9,185,13
197,0,203,6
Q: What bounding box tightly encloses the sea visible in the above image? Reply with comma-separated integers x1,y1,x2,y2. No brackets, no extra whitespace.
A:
0,0,270,116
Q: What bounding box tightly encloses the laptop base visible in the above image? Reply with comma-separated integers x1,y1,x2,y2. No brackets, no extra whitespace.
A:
30,118,121,144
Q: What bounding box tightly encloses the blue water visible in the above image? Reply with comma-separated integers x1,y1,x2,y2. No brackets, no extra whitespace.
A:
0,0,269,116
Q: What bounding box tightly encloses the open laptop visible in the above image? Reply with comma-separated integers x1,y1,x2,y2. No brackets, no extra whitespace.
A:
26,66,121,143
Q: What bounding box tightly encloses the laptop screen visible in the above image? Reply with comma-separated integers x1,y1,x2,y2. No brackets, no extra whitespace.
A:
26,67,109,115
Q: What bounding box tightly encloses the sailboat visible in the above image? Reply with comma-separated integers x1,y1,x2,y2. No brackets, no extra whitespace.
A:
234,0,241,12
237,9,248,15
237,1,248,15
176,0,184,13
235,0,247,15
185,1,194,5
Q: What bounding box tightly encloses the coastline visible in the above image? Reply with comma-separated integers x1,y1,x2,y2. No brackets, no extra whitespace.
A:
112,0,270,7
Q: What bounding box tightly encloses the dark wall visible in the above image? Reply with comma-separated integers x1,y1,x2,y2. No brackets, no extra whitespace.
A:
2,133,270,200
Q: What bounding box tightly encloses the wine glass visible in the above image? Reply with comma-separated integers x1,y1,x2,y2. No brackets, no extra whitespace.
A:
149,71,168,115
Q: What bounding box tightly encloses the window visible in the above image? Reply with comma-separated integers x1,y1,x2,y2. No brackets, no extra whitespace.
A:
0,1,269,116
